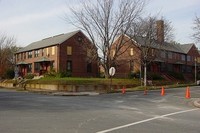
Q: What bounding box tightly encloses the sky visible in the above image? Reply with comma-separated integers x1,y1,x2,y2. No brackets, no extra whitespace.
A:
0,0,200,48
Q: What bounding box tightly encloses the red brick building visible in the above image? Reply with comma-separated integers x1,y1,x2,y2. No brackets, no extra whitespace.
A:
15,30,99,77
112,21,200,80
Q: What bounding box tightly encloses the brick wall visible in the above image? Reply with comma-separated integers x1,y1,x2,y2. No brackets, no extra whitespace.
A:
15,31,99,77
59,32,99,77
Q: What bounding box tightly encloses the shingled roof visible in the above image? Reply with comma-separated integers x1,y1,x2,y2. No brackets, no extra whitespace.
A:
179,43,194,54
128,35,195,54
17,30,80,53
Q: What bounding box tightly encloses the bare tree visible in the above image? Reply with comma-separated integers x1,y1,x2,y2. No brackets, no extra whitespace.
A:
131,17,159,86
192,16,200,43
67,0,146,78
0,33,17,78
128,16,174,86
162,17,175,42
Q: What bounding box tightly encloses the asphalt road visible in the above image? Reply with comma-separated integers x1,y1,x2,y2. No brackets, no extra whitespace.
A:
0,86,200,133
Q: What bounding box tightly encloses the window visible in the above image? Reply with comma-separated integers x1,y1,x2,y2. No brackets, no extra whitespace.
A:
27,63,32,73
34,62,40,72
174,53,179,60
130,48,134,56
52,46,55,55
186,66,192,73
50,61,55,69
187,55,191,61
34,50,40,57
67,46,72,55
42,49,44,56
130,60,134,72
161,62,166,72
181,65,186,73
66,60,72,71
191,56,194,62
168,52,172,59
46,48,49,56
87,62,92,73
24,52,26,59
161,51,166,58
197,57,200,63
167,64,173,72
181,54,185,61
28,51,32,58
16,54,19,61
21,53,23,60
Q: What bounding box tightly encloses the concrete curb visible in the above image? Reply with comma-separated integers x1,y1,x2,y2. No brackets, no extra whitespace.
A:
51,92,100,96
194,99,200,108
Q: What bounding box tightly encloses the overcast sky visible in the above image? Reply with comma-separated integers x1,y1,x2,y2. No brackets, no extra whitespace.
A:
0,0,199,47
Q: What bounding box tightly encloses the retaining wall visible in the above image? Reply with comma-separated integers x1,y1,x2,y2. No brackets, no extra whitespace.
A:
0,82,126,93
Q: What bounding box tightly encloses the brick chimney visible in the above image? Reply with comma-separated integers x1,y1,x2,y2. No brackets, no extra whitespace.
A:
156,20,164,44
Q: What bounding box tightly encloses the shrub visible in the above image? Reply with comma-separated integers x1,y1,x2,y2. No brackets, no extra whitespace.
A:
128,71,140,79
24,73,35,79
5,69,15,79
56,71,71,78
148,72,163,80
44,69,56,77
99,72,105,78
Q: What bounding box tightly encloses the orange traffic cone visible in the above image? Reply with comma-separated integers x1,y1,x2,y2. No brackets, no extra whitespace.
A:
161,86,165,96
185,86,191,99
144,87,147,95
122,86,126,94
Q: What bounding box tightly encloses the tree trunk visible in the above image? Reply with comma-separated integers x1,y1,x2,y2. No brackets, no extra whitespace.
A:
103,65,110,79
144,63,147,87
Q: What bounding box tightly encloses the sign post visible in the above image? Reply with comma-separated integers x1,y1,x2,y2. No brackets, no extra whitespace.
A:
109,67,116,91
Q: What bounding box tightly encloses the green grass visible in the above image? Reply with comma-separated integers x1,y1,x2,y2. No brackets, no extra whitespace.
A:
2,77,195,93
29,77,140,86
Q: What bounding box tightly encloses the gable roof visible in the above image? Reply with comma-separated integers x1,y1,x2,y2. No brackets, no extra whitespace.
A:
179,43,194,54
124,35,196,54
17,30,80,53
130,36,185,53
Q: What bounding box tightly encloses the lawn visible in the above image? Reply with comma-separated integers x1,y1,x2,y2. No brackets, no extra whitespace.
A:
28,77,140,86
2,77,194,93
